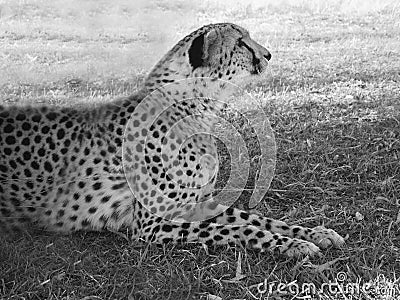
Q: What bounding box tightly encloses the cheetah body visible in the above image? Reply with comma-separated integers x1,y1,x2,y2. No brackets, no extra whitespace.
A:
0,23,344,257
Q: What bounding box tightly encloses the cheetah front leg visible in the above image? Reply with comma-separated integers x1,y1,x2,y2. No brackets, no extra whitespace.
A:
180,201,345,250
208,204,345,249
137,215,321,257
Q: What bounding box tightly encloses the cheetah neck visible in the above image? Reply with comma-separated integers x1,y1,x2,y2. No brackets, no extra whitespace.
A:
143,51,194,93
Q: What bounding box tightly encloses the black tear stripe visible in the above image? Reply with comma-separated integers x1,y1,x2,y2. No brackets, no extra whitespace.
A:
188,33,205,69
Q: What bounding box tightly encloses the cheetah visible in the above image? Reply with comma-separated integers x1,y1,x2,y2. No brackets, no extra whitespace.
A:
0,23,345,257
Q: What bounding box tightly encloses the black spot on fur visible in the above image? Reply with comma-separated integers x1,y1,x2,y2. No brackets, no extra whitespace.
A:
4,124,14,133
15,113,26,121
9,159,17,169
0,208,11,217
32,115,41,122
41,126,50,134
168,192,177,199
280,225,289,231
243,229,253,236
292,227,301,236
199,231,210,238
205,239,214,246
37,148,45,157
21,137,30,145
101,195,111,203
181,223,190,229
111,182,126,190
46,112,58,121
21,122,31,131
5,136,16,145
256,231,265,238
86,168,93,176
248,238,258,246
240,212,249,220
88,207,97,214
178,229,189,237
57,128,65,139
30,161,39,170
220,229,229,235
66,121,73,129
199,222,209,229
227,216,236,223
111,201,120,208
34,135,42,143
162,224,173,232
44,161,53,172
214,235,223,241
52,153,60,162
92,182,102,190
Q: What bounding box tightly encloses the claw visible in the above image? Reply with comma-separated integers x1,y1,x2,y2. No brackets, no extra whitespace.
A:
311,226,346,249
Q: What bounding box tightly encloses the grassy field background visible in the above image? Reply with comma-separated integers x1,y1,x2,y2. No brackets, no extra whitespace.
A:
1,0,400,299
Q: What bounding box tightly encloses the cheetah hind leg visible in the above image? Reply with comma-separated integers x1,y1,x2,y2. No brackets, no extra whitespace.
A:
139,215,322,257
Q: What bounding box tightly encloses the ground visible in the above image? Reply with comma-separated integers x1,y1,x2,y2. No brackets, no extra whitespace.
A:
0,0,399,299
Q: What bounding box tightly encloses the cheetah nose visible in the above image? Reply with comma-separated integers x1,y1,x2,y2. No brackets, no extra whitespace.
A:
264,51,272,61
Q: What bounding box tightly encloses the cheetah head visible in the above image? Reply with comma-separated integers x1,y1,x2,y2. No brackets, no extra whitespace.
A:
144,23,271,90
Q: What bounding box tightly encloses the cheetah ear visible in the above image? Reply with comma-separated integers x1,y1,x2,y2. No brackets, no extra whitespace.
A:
188,29,218,70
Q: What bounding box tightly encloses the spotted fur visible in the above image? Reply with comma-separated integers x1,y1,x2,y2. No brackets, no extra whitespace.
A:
0,23,344,257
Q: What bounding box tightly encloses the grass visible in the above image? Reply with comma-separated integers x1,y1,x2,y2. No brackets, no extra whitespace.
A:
1,0,400,299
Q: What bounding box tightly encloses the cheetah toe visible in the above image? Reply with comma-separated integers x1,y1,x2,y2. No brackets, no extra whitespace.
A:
310,226,346,249
281,239,320,257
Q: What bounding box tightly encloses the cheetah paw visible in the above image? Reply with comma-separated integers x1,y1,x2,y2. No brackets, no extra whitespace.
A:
280,239,320,257
309,226,346,249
